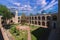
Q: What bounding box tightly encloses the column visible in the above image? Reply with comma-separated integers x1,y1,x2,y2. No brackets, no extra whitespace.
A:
40,15,42,26
15,10,18,24
45,16,47,27
37,16,38,25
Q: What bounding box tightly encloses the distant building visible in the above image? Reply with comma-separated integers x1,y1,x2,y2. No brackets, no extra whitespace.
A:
0,10,57,29
29,13,57,29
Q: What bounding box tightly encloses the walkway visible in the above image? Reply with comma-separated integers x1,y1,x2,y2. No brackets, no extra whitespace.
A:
16,25,31,40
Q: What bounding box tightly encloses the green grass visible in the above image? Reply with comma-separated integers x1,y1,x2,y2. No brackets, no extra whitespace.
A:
30,25,40,31
9,24,46,40
31,34,37,40
12,30,28,40
9,24,28,40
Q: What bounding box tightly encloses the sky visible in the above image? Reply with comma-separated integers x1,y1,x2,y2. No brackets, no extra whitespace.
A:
0,0,58,15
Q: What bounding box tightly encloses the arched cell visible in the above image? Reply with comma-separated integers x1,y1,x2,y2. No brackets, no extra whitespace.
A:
35,21,37,24
47,16,51,20
38,16,40,20
42,16,45,20
35,16,37,20
47,21,50,28
38,21,41,25
52,15,57,21
42,22,45,26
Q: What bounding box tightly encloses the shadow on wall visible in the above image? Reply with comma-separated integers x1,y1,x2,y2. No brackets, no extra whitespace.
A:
31,27,51,40
0,29,4,40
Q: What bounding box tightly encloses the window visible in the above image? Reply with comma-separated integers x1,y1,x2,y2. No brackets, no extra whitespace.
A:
47,16,51,20
38,21,41,25
1,17,3,19
53,22,56,29
32,17,34,20
35,21,37,24
35,17,37,20
11,20,13,23
47,21,50,27
42,22,45,26
1,21,4,24
18,17,20,19
42,16,45,20
32,21,33,24
18,20,20,22
38,16,40,20
52,15,57,21
33,21,34,24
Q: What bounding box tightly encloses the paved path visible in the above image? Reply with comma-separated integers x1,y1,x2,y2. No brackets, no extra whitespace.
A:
16,25,31,40
27,29,31,40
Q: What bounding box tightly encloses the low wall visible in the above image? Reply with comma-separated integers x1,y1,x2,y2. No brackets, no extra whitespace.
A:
1,27,9,40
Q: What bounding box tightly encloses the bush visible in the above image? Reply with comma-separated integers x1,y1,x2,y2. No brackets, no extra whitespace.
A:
10,26,16,34
10,25,20,36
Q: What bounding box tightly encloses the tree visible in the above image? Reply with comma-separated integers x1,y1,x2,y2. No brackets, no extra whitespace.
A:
21,13,26,25
36,13,40,15
30,13,33,16
0,5,14,25
41,10,46,14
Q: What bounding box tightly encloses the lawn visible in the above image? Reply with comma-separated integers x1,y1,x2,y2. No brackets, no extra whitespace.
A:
9,24,51,40
31,34,37,40
9,24,28,40
9,24,39,40
30,25,40,31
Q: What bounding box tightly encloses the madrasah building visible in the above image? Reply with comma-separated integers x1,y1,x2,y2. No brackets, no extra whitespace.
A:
0,9,57,29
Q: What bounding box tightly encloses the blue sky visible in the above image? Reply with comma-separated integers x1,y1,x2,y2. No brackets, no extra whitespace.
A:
0,0,58,15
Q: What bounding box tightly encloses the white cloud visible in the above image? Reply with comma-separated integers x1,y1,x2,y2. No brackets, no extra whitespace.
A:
7,0,33,11
13,2,20,6
36,0,47,7
33,6,37,9
44,1,58,10
18,4,32,11
49,0,55,5
39,0,58,13
7,0,21,6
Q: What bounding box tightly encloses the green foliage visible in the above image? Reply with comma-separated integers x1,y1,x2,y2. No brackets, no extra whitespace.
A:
31,34,37,40
21,13,26,20
30,13,33,16
0,5,14,19
10,25,28,40
30,25,39,31
10,25,20,36
21,13,26,25
0,5,14,25
10,26,16,34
